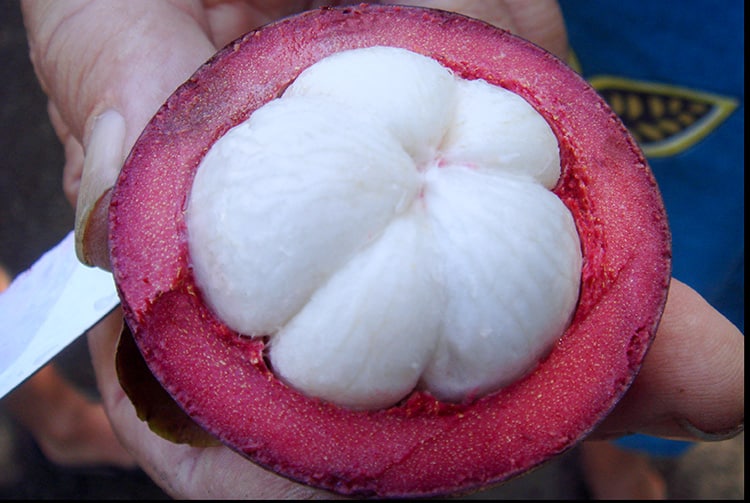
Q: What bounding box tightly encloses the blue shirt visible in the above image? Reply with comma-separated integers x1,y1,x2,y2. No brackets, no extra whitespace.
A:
559,0,744,456
561,0,744,330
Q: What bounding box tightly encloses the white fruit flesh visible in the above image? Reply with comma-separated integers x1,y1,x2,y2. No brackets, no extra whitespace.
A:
186,47,582,410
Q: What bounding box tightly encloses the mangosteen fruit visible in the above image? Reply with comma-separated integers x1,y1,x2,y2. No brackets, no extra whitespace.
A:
108,4,671,498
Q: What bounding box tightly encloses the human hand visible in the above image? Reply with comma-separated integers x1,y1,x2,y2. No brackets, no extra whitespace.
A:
84,277,744,498
21,0,290,267
26,0,743,499
21,0,567,269
21,0,569,497
590,278,744,442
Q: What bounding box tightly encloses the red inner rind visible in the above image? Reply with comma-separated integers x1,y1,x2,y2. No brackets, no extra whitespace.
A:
109,5,671,498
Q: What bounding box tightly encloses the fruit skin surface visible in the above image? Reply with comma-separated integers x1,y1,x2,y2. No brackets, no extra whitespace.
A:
108,4,671,498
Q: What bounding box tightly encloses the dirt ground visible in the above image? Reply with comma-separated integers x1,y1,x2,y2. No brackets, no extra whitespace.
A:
0,2,743,499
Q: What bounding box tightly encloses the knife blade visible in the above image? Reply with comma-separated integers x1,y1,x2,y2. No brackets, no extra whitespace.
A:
0,230,119,399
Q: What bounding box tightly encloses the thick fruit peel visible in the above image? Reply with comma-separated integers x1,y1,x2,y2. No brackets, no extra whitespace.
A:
109,5,671,498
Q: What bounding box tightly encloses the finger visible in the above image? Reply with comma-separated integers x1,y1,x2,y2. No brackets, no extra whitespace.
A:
85,310,333,499
592,278,744,441
502,0,568,60
21,0,218,266
46,100,82,207
382,0,568,60
22,0,216,147
203,0,262,47
384,0,519,32
61,134,84,208
201,0,360,49
48,101,85,208
73,110,123,269
202,0,310,47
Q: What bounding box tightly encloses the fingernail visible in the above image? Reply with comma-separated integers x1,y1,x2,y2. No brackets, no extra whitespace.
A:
678,418,744,442
75,109,126,265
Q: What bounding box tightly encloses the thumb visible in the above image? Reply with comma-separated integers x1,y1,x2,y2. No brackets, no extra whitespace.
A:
592,278,744,441
22,0,218,269
74,109,126,269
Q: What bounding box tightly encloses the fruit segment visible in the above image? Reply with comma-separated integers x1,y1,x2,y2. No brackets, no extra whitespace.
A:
420,167,581,403
186,95,418,336
186,47,581,409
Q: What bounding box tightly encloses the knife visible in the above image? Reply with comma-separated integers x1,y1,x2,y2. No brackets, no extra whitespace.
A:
0,230,120,399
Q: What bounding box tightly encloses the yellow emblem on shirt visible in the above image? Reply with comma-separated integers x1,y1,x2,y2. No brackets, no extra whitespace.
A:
567,52,738,158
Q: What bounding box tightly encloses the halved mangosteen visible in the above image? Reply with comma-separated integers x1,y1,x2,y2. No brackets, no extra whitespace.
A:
109,4,671,498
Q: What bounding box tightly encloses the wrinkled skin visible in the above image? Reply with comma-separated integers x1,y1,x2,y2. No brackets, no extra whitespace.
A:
22,0,743,498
